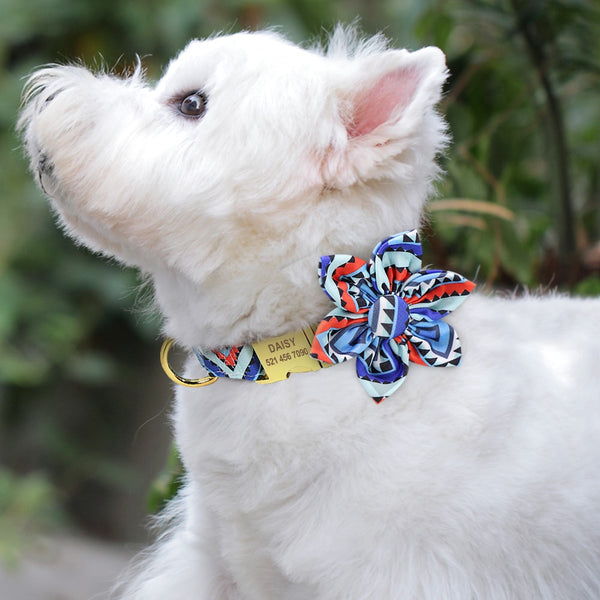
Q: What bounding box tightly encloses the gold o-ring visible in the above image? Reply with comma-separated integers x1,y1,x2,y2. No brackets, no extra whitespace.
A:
160,338,218,388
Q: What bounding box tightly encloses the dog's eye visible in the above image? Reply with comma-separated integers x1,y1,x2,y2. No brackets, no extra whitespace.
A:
178,92,207,118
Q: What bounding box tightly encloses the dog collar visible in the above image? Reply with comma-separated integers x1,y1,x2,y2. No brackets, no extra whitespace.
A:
160,230,475,402
161,324,330,388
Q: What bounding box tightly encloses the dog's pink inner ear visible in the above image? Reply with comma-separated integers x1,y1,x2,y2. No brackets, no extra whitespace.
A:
347,68,419,138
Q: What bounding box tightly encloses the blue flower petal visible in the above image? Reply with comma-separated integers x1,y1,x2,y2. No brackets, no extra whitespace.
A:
370,230,423,294
405,320,462,367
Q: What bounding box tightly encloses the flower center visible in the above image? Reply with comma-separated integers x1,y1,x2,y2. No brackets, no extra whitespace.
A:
368,294,409,339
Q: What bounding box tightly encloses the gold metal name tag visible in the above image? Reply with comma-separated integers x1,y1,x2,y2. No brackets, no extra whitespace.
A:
252,324,330,383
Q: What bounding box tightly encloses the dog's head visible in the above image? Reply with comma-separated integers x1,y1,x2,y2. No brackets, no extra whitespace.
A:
19,29,447,346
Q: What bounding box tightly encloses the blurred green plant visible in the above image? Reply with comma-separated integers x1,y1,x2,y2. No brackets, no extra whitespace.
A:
423,0,600,287
147,446,184,515
574,274,600,297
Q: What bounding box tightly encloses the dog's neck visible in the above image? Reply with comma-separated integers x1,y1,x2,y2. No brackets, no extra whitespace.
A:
152,255,330,351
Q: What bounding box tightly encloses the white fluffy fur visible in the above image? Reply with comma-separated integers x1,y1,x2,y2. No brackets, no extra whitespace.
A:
19,28,600,599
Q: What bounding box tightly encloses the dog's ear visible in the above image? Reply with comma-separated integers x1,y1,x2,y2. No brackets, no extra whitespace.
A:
322,46,447,187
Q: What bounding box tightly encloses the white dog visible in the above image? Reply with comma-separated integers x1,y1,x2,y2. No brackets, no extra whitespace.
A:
19,28,600,599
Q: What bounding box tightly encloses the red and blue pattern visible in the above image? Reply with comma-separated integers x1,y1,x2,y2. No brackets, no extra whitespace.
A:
194,345,266,381
310,230,476,403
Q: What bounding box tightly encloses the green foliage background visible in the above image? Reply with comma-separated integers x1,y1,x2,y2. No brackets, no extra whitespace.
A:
1,0,599,552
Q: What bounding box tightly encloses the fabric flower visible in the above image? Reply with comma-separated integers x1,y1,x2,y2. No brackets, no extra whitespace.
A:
310,230,475,402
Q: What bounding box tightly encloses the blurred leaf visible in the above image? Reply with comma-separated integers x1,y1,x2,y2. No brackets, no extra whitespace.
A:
65,351,119,384
573,275,600,297
429,198,515,221
147,445,183,514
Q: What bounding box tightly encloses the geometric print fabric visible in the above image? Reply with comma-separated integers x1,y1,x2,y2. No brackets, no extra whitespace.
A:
310,230,475,402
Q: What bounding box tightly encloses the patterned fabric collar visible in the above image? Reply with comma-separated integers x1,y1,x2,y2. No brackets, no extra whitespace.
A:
192,230,475,403
194,344,267,382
